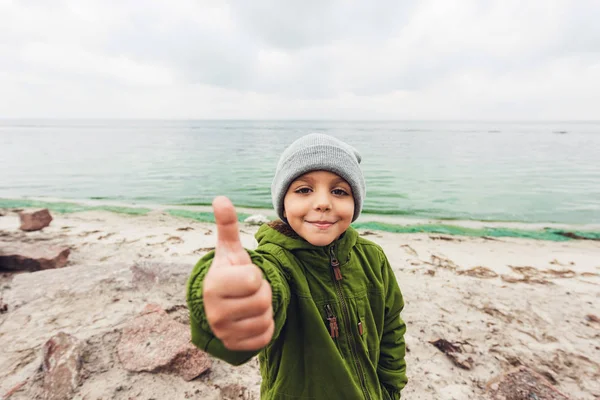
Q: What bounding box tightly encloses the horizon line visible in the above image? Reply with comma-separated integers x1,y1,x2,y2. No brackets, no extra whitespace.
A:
1,117,600,123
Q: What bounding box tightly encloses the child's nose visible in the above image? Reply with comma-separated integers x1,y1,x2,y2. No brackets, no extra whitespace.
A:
313,191,332,212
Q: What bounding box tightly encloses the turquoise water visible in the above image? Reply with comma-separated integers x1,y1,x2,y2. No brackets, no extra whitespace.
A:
1,119,599,227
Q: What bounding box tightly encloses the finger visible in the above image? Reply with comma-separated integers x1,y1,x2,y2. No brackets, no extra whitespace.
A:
219,307,273,343
212,196,251,265
210,279,272,321
204,264,263,299
223,319,275,351
205,279,272,335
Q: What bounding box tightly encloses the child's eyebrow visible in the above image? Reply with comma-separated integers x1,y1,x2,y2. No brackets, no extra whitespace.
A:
291,178,312,185
292,177,350,186
331,177,350,186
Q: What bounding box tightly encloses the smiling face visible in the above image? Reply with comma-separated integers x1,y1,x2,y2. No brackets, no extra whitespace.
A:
283,170,355,247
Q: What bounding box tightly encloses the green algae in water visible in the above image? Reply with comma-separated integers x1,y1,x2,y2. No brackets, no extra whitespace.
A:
165,209,253,223
0,198,150,216
3,198,599,242
351,221,600,242
94,206,151,215
0,199,88,213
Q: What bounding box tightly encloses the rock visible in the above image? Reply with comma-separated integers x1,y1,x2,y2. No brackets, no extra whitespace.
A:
486,366,570,399
220,383,251,399
244,215,269,226
429,338,473,370
19,208,53,231
4,261,192,309
0,242,70,272
129,261,197,293
42,332,83,400
116,304,211,381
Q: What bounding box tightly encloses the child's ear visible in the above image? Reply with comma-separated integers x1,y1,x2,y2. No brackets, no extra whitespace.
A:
283,210,286,218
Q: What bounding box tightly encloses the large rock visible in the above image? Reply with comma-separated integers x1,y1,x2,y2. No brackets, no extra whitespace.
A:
19,208,53,231
130,262,190,289
0,242,70,271
4,261,192,309
486,366,570,399
116,303,211,381
42,332,83,400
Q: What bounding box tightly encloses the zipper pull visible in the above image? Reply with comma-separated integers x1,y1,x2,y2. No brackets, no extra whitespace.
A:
325,305,339,338
358,321,364,336
329,246,342,281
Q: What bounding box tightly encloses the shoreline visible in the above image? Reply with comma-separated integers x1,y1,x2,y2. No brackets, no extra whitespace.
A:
1,196,599,243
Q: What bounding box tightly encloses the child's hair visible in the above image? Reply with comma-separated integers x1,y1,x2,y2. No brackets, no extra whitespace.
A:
271,133,366,223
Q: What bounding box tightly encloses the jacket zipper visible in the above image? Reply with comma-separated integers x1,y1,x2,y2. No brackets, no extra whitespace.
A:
329,246,343,280
328,244,371,400
325,304,339,338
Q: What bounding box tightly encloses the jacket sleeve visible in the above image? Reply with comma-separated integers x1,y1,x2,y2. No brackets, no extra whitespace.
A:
378,251,408,399
186,245,291,366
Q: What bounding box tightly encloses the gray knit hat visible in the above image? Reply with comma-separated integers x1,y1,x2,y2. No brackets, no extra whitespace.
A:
271,133,366,223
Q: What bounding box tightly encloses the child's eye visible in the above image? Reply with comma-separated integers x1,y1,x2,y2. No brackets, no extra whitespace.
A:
332,189,349,196
295,187,312,194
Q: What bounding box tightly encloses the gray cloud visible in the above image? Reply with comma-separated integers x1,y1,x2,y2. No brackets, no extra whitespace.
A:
231,1,418,50
104,20,258,89
0,0,599,119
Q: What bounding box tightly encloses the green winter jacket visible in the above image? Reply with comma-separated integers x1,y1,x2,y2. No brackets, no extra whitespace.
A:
187,221,407,399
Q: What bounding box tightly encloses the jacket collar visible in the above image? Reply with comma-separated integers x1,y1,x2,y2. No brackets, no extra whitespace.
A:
255,220,358,265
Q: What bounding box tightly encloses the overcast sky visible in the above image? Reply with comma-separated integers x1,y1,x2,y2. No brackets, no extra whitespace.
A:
1,0,599,120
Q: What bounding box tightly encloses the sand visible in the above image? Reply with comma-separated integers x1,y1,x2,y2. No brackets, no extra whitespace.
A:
0,208,599,399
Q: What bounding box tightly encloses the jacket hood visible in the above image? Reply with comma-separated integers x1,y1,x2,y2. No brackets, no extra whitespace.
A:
255,220,358,263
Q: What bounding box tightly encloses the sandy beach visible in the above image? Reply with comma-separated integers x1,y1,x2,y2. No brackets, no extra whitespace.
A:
1,207,599,399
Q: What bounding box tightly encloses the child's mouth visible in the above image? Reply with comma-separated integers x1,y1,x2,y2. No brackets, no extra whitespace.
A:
307,221,336,229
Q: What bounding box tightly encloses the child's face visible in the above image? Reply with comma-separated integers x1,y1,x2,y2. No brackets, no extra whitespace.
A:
283,170,354,247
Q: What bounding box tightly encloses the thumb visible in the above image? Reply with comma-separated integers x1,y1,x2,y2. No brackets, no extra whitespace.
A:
213,196,251,266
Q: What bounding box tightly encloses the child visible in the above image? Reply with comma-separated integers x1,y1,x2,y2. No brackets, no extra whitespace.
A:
187,133,407,399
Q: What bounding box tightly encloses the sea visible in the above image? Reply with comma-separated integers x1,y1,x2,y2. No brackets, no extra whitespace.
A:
1,119,599,241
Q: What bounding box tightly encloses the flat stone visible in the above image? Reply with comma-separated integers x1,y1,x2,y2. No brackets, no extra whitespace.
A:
0,242,70,272
19,208,53,231
116,303,211,381
4,261,192,309
42,332,83,400
130,261,189,289
486,366,570,400
221,383,251,399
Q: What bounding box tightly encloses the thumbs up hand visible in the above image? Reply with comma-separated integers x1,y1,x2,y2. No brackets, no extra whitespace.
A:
202,196,274,351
